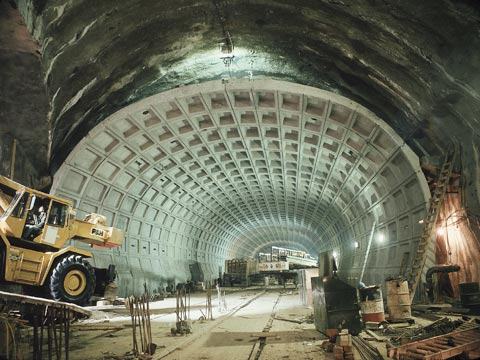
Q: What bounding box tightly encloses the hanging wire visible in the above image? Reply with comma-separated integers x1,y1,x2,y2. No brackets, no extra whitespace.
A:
212,0,235,73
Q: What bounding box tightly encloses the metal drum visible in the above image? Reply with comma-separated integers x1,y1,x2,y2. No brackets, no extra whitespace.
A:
359,285,385,323
386,279,411,320
459,282,480,309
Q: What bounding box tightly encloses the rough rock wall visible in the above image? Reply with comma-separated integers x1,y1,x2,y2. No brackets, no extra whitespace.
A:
12,0,480,214
463,141,480,218
0,133,42,187
0,1,49,185
436,194,480,298
0,2,48,293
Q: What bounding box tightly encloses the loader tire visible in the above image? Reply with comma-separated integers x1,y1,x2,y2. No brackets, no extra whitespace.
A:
48,255,95,305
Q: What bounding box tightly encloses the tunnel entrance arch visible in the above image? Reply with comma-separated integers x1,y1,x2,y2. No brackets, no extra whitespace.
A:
51,79,430,295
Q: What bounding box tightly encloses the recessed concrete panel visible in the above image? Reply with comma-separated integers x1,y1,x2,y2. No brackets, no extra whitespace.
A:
52,80,430,295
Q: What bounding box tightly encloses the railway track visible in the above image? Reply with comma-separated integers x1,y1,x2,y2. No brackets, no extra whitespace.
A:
158,289,267,359
247,292,283,360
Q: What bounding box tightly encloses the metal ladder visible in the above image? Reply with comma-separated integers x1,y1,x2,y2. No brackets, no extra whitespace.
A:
407,145,458,300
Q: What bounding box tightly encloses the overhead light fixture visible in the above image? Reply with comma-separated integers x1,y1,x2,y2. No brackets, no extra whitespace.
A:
213,0,234,68
353,241,359,249
377,232,385,243
418,219,424,224
219,31,235,67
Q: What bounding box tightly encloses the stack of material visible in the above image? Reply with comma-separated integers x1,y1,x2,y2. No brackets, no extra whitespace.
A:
385,317,474,346
334,330,355,360
297,268,319,306
386,279,411,321
224,258,257,285
352,336,383,360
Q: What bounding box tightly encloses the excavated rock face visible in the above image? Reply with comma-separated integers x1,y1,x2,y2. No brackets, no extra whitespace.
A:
19,1,480,167
11,0,480,290
0,2,49,182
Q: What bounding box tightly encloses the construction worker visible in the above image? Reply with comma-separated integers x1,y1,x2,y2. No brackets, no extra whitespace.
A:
24,206,46,240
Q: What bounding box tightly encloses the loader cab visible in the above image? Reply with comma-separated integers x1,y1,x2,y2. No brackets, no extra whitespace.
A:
0,178,71,248
22,194,51,241
0,183,30,239
22,195,71,247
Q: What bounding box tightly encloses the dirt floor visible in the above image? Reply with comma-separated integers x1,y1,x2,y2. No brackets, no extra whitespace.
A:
68,287,328,360
5,286,479,359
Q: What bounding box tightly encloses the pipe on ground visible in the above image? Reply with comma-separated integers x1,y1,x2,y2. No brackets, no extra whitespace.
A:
425,264,461,303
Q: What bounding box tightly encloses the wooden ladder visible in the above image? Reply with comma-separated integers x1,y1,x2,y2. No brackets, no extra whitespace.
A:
407,145,458,300
388,328,480,359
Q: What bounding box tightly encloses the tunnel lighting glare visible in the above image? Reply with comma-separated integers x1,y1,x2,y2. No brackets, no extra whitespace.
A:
436,227,445,236
167,47,296,81
332,250,338,258
377,233,385,243
353,241,359,249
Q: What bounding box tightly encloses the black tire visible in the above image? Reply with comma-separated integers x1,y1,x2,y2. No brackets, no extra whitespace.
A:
48,255,95,305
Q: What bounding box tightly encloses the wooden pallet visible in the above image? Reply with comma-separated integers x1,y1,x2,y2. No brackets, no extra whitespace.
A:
388,328,480,359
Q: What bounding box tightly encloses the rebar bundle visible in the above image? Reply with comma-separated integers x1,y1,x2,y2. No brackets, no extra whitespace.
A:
0,291,88,360
205,281,213,320
171,284,191,335
126,294,155,356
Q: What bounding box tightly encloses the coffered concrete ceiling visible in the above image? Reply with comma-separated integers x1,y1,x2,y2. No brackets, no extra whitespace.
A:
51,79,430,294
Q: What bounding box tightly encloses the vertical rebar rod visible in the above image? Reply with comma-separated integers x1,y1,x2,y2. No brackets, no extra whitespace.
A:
64,308,70,360
33,315,39,360
9,137,16,180
360,221,376,284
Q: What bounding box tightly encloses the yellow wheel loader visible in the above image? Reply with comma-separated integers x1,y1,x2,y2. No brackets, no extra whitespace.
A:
0,176,124,305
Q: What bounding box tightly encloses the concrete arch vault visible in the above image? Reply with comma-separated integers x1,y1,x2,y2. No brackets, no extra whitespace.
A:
51,79,430,295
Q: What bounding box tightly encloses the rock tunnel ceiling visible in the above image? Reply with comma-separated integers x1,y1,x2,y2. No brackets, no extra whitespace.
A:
51,80,430,294
19,0,480,179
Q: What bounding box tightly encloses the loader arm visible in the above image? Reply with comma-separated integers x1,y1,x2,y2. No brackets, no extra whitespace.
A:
70,217,124,249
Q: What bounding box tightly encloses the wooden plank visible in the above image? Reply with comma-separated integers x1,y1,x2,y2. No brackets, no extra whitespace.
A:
0,290,91,316
417,345,440,353
405,350,426,359
428,341,451,349
71,324,126,331
423,339,480,359
365,329,387,342
467,349,480,359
